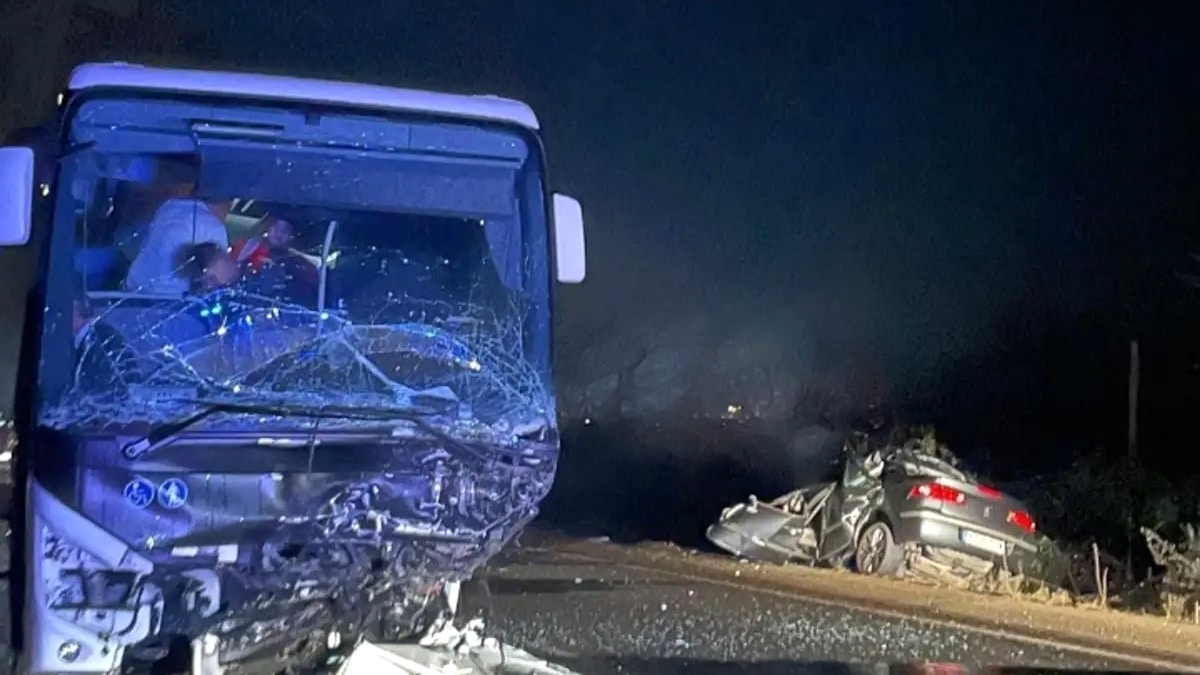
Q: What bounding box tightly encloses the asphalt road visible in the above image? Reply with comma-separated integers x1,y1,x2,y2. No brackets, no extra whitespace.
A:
0,520,1166,675
459,541,1139,674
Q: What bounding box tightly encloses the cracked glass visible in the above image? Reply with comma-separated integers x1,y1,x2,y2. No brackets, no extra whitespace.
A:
37,95,555,446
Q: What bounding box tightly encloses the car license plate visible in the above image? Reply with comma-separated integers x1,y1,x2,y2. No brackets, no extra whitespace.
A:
960,529,1007,556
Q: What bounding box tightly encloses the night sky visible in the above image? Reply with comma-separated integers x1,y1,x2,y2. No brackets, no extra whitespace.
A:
168,3,1194,323
6,1,1200,464
179,3,1194,353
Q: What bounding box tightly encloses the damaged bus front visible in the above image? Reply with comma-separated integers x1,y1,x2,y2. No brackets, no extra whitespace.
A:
0,62,586,674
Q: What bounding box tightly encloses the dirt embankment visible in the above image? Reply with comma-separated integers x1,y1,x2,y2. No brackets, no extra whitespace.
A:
551,536,1200,671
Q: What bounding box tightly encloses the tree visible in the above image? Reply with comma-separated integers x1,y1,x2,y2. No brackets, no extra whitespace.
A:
696,322,807,421
558,300,713,420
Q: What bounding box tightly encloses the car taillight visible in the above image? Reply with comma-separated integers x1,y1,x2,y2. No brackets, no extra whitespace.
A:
976,484,1002,499
908,483,966,505
1007,509,1036,533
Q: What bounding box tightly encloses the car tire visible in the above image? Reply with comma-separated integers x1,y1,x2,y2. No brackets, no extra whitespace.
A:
854,521,904,576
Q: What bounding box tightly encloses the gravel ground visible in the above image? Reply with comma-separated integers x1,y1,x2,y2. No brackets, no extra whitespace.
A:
460,545,1133,673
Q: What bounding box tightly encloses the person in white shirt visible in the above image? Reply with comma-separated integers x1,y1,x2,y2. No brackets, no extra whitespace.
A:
124,197,236,295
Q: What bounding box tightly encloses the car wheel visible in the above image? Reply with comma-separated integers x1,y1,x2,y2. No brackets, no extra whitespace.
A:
855,521,904,576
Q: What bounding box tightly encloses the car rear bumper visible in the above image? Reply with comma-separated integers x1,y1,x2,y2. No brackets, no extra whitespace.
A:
892,509,1041,574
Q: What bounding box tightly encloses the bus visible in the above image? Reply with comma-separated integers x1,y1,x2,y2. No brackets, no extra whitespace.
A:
0,61,586,675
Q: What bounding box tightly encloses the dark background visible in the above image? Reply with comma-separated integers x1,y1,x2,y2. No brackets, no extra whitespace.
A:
1,1,1198,504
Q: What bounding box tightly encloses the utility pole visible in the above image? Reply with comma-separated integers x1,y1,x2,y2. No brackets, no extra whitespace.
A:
1126,338,1140,577
1128,339,1139,460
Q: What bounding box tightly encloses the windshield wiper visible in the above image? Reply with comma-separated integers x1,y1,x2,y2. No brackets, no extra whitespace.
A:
120,399,438,460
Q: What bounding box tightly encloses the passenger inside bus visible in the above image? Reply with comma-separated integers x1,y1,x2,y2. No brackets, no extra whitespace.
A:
123,196,236,295
181,241,241,293
232,214,319,302
119,155,236,296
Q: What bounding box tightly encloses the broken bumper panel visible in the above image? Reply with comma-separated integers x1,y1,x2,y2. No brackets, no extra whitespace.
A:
26,477,159,674
706,521,796,565
706,498,815,565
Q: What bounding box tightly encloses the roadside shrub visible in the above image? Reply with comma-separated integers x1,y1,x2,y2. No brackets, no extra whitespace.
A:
1142,523,1200,622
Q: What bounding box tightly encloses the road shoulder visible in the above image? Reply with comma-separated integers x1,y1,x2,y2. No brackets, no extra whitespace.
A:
551,536,1200,671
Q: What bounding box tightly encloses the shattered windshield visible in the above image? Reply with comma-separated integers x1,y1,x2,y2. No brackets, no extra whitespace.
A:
37,95,554,442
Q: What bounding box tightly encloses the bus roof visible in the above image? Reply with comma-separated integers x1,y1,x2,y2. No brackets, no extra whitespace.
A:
67,62,540,131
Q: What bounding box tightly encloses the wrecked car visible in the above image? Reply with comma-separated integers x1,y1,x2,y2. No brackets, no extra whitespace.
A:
707,432,1064,586
1,62,586,675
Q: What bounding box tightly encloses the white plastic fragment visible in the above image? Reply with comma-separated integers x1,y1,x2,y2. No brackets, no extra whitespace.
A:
338,616,582,675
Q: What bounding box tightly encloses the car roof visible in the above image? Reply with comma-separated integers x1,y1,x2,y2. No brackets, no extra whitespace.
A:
68,62,540,131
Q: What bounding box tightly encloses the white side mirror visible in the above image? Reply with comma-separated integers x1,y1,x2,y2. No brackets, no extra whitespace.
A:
0,147,35,246
552,193,586,283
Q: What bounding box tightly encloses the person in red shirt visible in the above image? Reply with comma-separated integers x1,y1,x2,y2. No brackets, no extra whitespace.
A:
231,216,318,300
232,215,292,272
